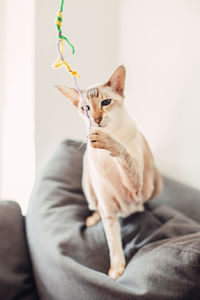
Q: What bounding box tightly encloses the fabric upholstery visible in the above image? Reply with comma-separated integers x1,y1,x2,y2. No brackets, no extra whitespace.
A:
0,201,39,300
153,176,200,223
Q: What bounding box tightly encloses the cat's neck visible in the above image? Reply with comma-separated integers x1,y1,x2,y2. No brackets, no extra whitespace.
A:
105,107,138,144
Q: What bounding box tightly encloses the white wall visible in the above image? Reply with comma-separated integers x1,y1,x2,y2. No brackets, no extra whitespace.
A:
0,0,6,195
35,0,119,172
0,0,35,212
119,0,200,189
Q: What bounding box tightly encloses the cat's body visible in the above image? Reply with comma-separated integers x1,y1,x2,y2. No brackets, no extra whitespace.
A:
82,114,160,218
57,66,163,280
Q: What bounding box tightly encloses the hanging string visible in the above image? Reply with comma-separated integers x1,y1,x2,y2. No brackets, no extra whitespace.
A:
53,0,92,134
73,76,92,130
53,9,79,77
56,0,75,54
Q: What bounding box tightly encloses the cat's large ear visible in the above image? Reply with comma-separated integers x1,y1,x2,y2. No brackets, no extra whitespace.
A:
106,65,126,96
56,85,79,107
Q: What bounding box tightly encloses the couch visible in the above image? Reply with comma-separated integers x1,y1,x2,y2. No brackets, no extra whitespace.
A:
0,139,200,300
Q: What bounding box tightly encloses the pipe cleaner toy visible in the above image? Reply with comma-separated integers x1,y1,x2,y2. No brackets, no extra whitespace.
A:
53,0,92,131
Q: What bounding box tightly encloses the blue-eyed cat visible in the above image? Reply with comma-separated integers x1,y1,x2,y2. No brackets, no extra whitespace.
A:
57,66,163,279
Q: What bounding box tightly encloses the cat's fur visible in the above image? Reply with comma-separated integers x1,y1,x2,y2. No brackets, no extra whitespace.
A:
57,65,163,280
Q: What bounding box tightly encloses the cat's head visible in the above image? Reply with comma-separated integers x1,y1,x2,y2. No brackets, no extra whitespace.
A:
56,65,126,128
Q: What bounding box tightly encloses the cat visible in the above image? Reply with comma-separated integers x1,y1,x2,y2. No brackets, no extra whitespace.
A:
57,65,163,280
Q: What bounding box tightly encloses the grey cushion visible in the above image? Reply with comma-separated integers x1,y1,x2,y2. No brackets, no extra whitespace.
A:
26,140,200,300
0,201,39,300
153,177,200,223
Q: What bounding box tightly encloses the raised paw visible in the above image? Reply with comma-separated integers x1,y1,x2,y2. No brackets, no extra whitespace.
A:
89,128,110,150
89,128,119,155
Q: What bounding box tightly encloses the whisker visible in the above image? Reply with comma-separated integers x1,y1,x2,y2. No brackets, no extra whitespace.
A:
76,141,86,151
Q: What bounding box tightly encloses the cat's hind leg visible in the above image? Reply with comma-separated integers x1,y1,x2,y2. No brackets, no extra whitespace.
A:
86,210,101,227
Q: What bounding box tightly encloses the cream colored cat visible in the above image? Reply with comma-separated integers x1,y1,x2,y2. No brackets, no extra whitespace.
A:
57,65,163,280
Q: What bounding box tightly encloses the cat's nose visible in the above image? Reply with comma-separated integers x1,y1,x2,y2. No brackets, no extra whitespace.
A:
94,116,102,125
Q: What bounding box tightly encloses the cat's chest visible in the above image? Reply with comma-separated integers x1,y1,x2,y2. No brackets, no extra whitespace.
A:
88,147,118,176
84,146,144,217
87,147,134,199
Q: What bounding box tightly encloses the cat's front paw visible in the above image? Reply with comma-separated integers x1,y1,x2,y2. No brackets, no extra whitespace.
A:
108,262,126,280
89,128,109,150
89,128,119,155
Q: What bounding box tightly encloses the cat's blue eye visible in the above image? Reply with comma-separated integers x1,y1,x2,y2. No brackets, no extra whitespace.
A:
81,105,90,111
102,99,111,106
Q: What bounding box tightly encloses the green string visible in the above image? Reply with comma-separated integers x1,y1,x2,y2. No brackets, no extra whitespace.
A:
60,0,64,12
57,0,75,54
60,36,75,54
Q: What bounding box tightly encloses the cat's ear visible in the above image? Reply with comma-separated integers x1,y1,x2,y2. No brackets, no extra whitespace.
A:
106,65,126,96
56,85,79,107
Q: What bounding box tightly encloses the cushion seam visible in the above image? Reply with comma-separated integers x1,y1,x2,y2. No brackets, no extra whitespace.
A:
162,245,200,256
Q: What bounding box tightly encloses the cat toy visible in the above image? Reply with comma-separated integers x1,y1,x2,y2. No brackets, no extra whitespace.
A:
53,0,92,131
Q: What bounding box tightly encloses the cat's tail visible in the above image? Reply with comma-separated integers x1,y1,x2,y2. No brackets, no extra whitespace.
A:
150,168,163,200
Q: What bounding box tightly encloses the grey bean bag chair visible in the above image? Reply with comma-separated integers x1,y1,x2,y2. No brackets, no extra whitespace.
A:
0,201,39,300
26,140,200,300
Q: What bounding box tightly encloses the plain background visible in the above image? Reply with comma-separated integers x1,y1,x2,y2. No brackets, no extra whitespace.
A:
0,0,199,210
119,0,200,190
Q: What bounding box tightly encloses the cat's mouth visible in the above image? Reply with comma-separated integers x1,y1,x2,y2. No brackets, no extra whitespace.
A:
92,122,105,128
91,117,109,128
